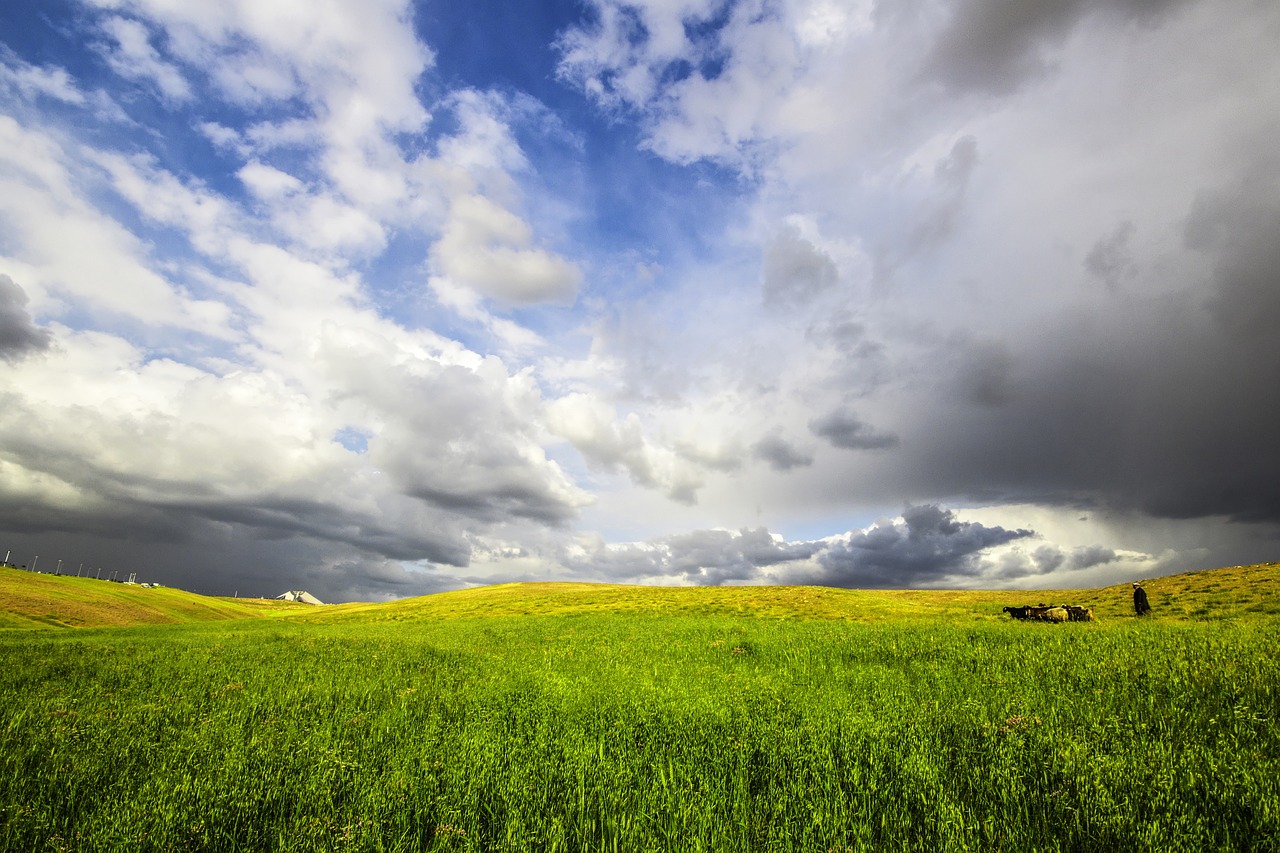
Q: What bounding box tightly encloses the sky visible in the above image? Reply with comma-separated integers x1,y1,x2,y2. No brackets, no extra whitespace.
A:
1,0,1278,602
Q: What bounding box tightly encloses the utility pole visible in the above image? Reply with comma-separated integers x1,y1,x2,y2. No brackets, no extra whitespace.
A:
31,555,38,573
78,563,83,577
96,567,102,579
56,560,62,576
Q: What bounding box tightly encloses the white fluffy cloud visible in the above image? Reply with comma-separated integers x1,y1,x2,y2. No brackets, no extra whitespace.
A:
0,0,597,600
0,118,235,338
546,393,705,504
96,15,194,103
0,53,87,105
431,195,582,306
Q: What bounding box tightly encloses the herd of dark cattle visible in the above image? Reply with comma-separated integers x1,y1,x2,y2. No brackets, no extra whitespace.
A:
1002,604,1095,622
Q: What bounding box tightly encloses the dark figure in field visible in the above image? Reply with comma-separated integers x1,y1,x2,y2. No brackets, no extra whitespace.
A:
1065,605,1094,622
1132,582,1151,616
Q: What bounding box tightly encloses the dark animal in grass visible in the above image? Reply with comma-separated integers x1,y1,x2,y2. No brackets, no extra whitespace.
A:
1065,605,1094,622
1003,604,1093,622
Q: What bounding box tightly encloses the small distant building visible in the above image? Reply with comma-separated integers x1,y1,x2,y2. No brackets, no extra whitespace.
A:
276,590,324,605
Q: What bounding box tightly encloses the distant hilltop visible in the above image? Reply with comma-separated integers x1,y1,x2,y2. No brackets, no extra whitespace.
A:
275,590,324,605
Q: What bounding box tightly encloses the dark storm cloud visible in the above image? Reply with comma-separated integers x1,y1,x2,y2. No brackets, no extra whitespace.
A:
750,432,814,471
0,527,453,603
564,507,1056,588
902,171,1280,524
1068,544,1119,569
810,504,1033,588
199,499,473,565
809,407,899,451
406,481,578,526
922,0,1192,96
0,472,474,568
989,543,1122,581
1185,169,1280,339
0,275,50,360
952,338,1016,408
1032,544,1065,574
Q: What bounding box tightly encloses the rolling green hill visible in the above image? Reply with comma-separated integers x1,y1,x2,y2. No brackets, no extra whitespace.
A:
286,559,1280,624
2,560,1277,851
3,559,1276,629
0,566,310,629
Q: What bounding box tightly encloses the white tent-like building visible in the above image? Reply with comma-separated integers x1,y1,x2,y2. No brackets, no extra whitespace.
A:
275,590,324,605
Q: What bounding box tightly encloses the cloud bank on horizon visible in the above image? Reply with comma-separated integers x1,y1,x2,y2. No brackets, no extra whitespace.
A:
1,0,1277,601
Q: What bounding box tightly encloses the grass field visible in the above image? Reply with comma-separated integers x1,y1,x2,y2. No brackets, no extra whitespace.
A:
1,563,1278,851
0,568,309,630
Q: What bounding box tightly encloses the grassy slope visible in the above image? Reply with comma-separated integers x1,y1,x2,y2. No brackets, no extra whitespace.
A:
3,560,1277,630
0,566,310,629
313,560,1280,624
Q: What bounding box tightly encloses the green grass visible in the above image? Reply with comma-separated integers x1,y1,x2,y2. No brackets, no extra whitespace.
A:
4,612,1280,850
0,567,308,629
2,563,1278,851
5,561,1279,630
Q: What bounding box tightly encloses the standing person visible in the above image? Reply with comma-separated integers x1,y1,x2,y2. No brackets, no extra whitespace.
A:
1132,582,1152,616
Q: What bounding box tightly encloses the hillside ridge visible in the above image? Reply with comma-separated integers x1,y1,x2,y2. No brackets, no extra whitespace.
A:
0,567,310,629
2,561,1275,629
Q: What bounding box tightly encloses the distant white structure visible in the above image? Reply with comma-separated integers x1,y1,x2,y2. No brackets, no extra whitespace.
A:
276,590,324,605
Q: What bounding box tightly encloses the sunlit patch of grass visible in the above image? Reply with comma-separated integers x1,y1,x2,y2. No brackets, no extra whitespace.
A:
3,613,1278,851
0,566,305,629
6,561,1279,632
2,562,1279,849
303,561,1279,626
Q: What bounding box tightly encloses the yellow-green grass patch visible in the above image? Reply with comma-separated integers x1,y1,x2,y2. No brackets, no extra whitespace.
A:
3,560,1275,630
302,561,1279,625
0,566,306,629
